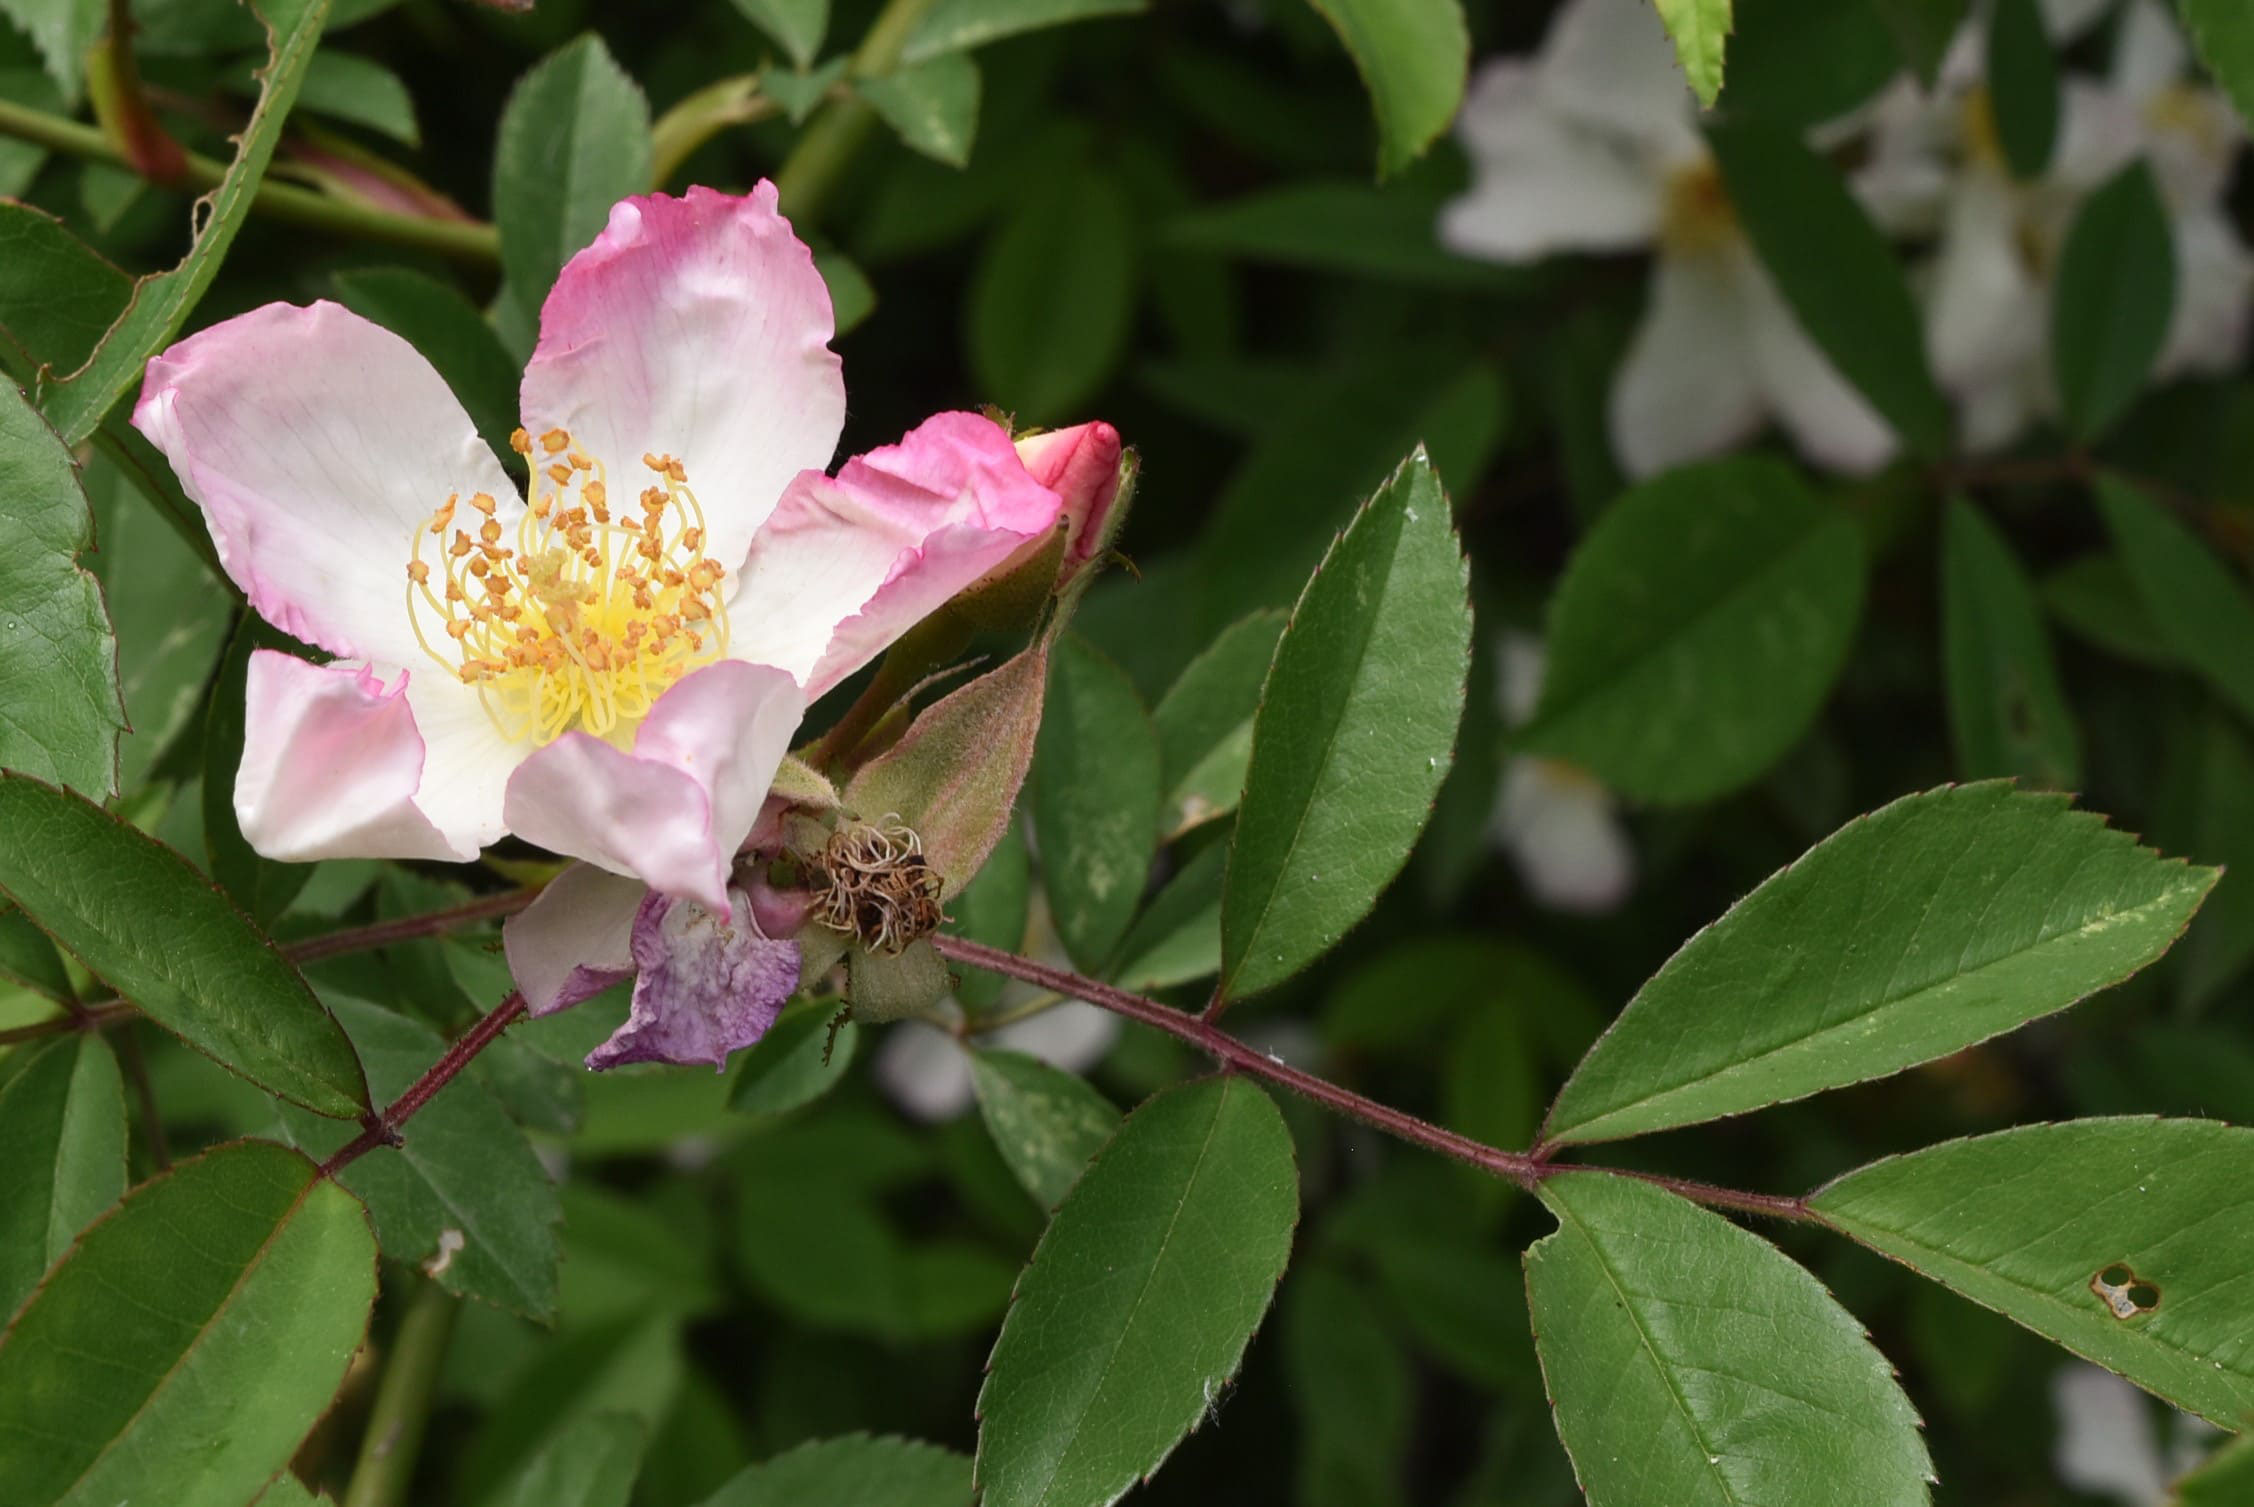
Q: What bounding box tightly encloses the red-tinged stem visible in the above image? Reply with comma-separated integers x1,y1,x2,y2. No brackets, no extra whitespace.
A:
320,992,527,1178
933,934,1819,1223
0,887,540,1048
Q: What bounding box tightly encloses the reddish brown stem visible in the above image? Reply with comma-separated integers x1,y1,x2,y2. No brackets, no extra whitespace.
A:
320,992,527,1178
933,934,1818,1223
0,887,539,1048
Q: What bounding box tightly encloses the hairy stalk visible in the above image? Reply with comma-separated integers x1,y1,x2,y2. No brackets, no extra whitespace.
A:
0,94,499,263
771,0,941,224
0,887,540,1048
320,992,528,1177
932,934,1817,1222
341,1277,459,1507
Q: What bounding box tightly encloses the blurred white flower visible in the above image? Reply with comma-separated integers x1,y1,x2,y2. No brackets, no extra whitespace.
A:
875,1001,1120,1123
1858,0,2252,450
1438,0,1896,478
2053,1363,2217,1505
1491,633,1634,914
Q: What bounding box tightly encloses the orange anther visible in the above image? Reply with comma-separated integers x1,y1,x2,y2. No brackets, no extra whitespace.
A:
510,427,532,455
583,480,607,508
451,531,474,559
470,492,498,515
480,519,502,545
548,463,573,486
541,429,571,454
406,560,430,583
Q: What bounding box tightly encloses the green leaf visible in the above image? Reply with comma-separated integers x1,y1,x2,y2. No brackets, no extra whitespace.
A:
969,1048,1121,1208
1299,0,1469,175
1987,0,2059,178
1707,119,1950,458
0,1139,377,1507
2042,552,2178,665
1720,0,1897,130
0,1035,125,1322
0,382,123,796
2177,1434,2254,1505
0,0,99,105
1870,0,1968,85
493,35,652,322
278,995,560,1319
860,53,981,168
1033,635,1160,971
948,821,1029,1013
976,1076,1299,1507
239,48,417,144
1111,840,1225,993
487,1413,647,1507
815,249,877,335
1518,457,1866,805
700,1434,973,1507
726,998,859,1117
38,0,334,446
969,166,1134,422
1653,0,1732,106
902,0,1141,61
1219,450,1468,1002
332,267,523,467
2053,161,2175,441
1544,783,2216,1146
2182,0,2254,132
1810,1118,2254,1426
0,903,73,1003
201,618,314,925
1165,181,1525,291
83,451,231,792
1526,1172,1932,1507
730,0,828,68
0,775,370,1119
1941,500,2080,786
1154,609,1284,838
1281,1262,1411,1507
459,1315,682,1502
2098,474,2254,719
0,203,132,378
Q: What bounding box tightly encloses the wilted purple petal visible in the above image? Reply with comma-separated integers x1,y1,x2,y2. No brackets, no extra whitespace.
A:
586,889,799,1071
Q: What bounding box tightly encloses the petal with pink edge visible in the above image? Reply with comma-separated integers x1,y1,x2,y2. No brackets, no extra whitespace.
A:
730,411,1063,698
519,184,846,576
503,863,646,1016
588,889,799,1071
133,301,520,666
237,651,511,862
503,660,805,909
1014,420,1124,577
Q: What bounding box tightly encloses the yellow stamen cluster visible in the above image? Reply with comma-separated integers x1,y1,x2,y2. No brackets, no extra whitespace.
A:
406,427,730,745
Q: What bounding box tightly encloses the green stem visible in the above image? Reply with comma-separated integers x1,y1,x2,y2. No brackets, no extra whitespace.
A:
0,94,498,264
650,73,781,189
341,1277,459,1507
771,0,941,225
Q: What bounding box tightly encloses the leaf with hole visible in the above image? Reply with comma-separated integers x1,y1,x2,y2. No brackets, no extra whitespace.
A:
1527,1171,1932,1507
0,1139,376,1507
1544,783,2215,1145
0,776,369,1118
1517,457,1865,804
1811,1118,2254,1425
0,1034,125,1323
976,1075,1298,1507
1219,448,1470,1002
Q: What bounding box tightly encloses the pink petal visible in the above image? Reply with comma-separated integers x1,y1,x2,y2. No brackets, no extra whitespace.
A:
587,888,799,1071
502,862,646,1016
731,411,1065,698
133,301,520,666
520,184,846,577
502,660,805,910
1014,421,1124,578
237,651,512,862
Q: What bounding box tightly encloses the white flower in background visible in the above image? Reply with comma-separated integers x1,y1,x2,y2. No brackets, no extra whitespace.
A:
1491,633,1634,914
1438,0,1897,479
1858,0,2252,450
875,1003,1119,1122
2053,1364,2217,1504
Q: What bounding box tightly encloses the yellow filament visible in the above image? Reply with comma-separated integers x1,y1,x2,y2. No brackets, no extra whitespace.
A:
406,432,730,745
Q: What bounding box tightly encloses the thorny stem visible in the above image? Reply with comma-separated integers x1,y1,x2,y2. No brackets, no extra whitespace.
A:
0,887,539,1048
319,992,528,1178
932,934,1817,1224
0,94,500,263
340,1276,459,1507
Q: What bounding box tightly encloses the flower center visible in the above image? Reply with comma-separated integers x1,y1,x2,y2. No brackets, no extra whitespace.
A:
1658,158,1738,255
406,426,730,746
